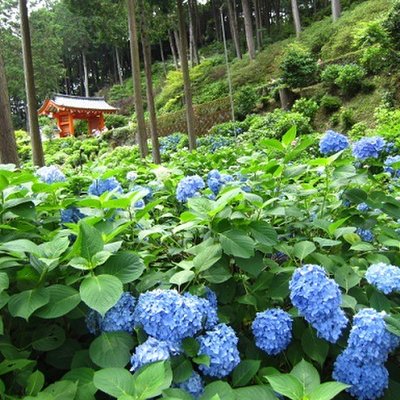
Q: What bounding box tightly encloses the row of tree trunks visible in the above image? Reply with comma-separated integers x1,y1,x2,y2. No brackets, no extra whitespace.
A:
227,0,242,59
169,30,179,69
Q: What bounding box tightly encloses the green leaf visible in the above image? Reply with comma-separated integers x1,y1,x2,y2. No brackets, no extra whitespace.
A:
8,288,50,320
236,252,264,277
63,368,97,400
69,257,91,270
26,370,45,396
301,328,329,366
307,382,349,400
0,273,9,293
233,385,277,400
344,188,367,204
36,285,81,319
219,230,255,259
250,221,278,246
163,388,193,400
282,126,297,148
182,338,200,357
334,266,361,291
93,368,135,398
80,274,123,316
0,359,35,376
133,361,172,400
77,222,104,261
170,270,195,286
89,332,134,368
201,381,235,400
97,252,145,284
291,359,320,394
293,241,316,261
232,360,260,387
193,244,222,272
370,291,391,312
265,374,304,400
43,380,78,400
91,251,112,267
0,239,39,255
32,325,66,351
193,354,210,367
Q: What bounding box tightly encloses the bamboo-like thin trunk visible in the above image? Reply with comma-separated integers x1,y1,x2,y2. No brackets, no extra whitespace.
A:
253,0,262,50
159,39,167,76
127,0,148,158
177,0,196,150
0,51,20,166
19,0,44,167
82,52,89,96
169,30,179,69
291,0,301,38
115,47,124,85
174,30,183,64
331,0,341,21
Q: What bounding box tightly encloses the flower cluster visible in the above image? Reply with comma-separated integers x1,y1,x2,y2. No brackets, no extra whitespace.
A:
126,171,138,181
352,136,386,160
176,372,204,399
356,202,370,212
384,155,400,177
37,165,66,184
197,323,240,378
86,292,136,334
176,175,205,202
319,130,349,155
365,263,400,294
356,228,374,242
88,177,122,196
131,185,153,203
333,309,400,400
130,337,172,371
61,207,85,224
133,289,218,342
160,133,185,154
207,170,233,196
252,309,293,355
289,264,348,343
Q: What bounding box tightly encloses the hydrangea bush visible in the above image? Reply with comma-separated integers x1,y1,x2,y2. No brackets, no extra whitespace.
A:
1,125,400,400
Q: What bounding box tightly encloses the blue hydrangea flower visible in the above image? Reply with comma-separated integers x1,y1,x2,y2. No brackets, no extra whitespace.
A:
365,263,400,294
384,155,400,177
176,372,204,399
333,351,389,400
37,165,66,184
134,290,213,342
346,309,399,364
131,185,153,203
183,292,219,330
352,136,386,160
176,176,205,202
61,207,85,224
319,130,349,155
356,228,374,242
252,309,293,355
271,251,289,265
207,170,234,196
289,264,348,343
86,292,136,334
126,171,138,181
357,203,370,212
130,337,173,371
88,177,122,196
205,288,218,309
197,323,240,378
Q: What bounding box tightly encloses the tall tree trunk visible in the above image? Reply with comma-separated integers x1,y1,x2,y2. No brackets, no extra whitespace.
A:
140,0,161,164
127,0,148,158
169,30,179,69
19,0,44,167
253,0,262,50
0,51,20,166
291,0,301,38
241,0,256,60
177,0,196,150
331,0,341,21
159,39,167,76
211,0,222,41
227,0,242,59
82,51,89,96
188,0,199,66
115,47,124,85
174,30,183,65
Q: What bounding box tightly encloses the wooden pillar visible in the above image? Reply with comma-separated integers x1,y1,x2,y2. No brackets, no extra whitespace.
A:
69,113,75,136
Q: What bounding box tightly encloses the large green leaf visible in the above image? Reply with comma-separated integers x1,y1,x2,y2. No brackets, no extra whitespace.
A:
219,230,255,259
250,221,278,246
76,222,104,261
32,325,66,351
43,380,78,400
36,285,81,319
0,239,39,255
291,360,320,394
93,368,135,398
133,361,172,400
265,374,303,400
26,370,45,396
193,244,222,272
89,332,134,368
201,381,235,400
97,252,145,284
232,360,260,387
8,288,50,320
233,385,277,400
80,274,123,316
63,368,97,400
301,328,329,366
308,382,349,400
0,273,9,293
170,270,195,286
293,241,316,261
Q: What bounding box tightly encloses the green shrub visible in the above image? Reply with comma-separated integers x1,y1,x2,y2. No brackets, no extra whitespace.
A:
383,0,400,50
339,107,355,131
348,122,369,139
208,121,247,137
374,106,400,140
104,114,130,129
360,45,390,74
335,64,366,96
291,98,319,121
320,95,342,112
280,44,318,89
321,64,342,90
249,109,313,139
234,86,258,120
353,20,389,48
